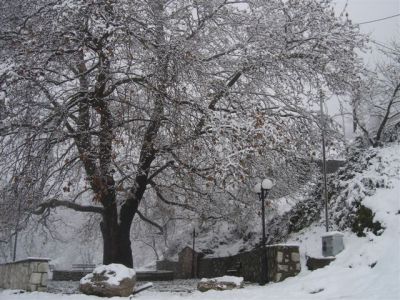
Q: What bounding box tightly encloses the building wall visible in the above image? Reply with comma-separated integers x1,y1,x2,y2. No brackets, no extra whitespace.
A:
0,258,50,292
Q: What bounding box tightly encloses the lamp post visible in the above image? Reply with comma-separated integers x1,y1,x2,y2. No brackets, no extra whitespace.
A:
253,178,274,285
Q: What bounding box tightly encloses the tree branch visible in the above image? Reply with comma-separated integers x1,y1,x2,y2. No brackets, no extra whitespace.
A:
136,210,163,234
374,82,400,145
194,69,243,135
103,76,147,97
149,180,196,212
147,160,174,182
33,199,104,215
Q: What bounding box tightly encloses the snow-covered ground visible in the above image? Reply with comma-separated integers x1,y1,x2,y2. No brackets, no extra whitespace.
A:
1,143,399,300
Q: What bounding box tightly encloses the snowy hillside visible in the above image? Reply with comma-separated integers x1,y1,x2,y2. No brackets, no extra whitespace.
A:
1,142,399,300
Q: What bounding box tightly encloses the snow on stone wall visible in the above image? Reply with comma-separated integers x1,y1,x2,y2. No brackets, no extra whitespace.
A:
0,258,50,292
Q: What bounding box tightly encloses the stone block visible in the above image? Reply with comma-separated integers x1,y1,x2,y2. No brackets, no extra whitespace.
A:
10,275,18,288
37,286,47,292
20,265,30,280
276,252,283,263
29,284,38,292
30,262,39,272
277,264,288,272
275,273,282,282
296,263,301,271
30,273,42,285
38,263,49,273
291,252,300,262
41,273,48,286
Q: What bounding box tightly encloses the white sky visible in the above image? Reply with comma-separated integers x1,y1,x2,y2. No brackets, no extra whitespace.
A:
334,0,400,63
334,0,399,37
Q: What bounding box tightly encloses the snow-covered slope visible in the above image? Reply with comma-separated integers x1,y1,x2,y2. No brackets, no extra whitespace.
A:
1,143,399,299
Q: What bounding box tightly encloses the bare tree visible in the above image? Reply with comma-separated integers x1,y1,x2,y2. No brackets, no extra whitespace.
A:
352,41,400,146
0,0,365,267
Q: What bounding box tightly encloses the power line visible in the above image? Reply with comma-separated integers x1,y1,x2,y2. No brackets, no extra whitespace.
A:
356,13,400,25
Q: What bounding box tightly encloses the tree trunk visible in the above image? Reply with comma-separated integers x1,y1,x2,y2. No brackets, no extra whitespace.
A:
100,203,134,268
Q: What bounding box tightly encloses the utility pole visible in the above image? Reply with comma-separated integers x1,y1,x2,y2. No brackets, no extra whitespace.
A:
320,90,329,232
260,188,269,285
191,228,196,278
13,182,22,261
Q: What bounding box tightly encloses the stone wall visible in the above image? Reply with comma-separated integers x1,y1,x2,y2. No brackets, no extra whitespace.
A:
238,249,262,282
136,271,174,281
197,255,238,279
157,244,301,283
156,260,180,275
0,258,50,292
52,270,90,281
266,245,301,282
52,269,175,282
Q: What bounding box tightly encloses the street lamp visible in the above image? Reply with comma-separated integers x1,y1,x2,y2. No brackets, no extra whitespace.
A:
253,178,274,285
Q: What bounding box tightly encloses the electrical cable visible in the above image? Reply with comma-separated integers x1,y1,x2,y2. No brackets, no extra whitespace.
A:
356,13,400,25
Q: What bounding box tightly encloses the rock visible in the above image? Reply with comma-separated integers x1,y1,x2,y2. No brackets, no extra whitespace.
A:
79,264,136,297
306,256,335,271
197,276,244,292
